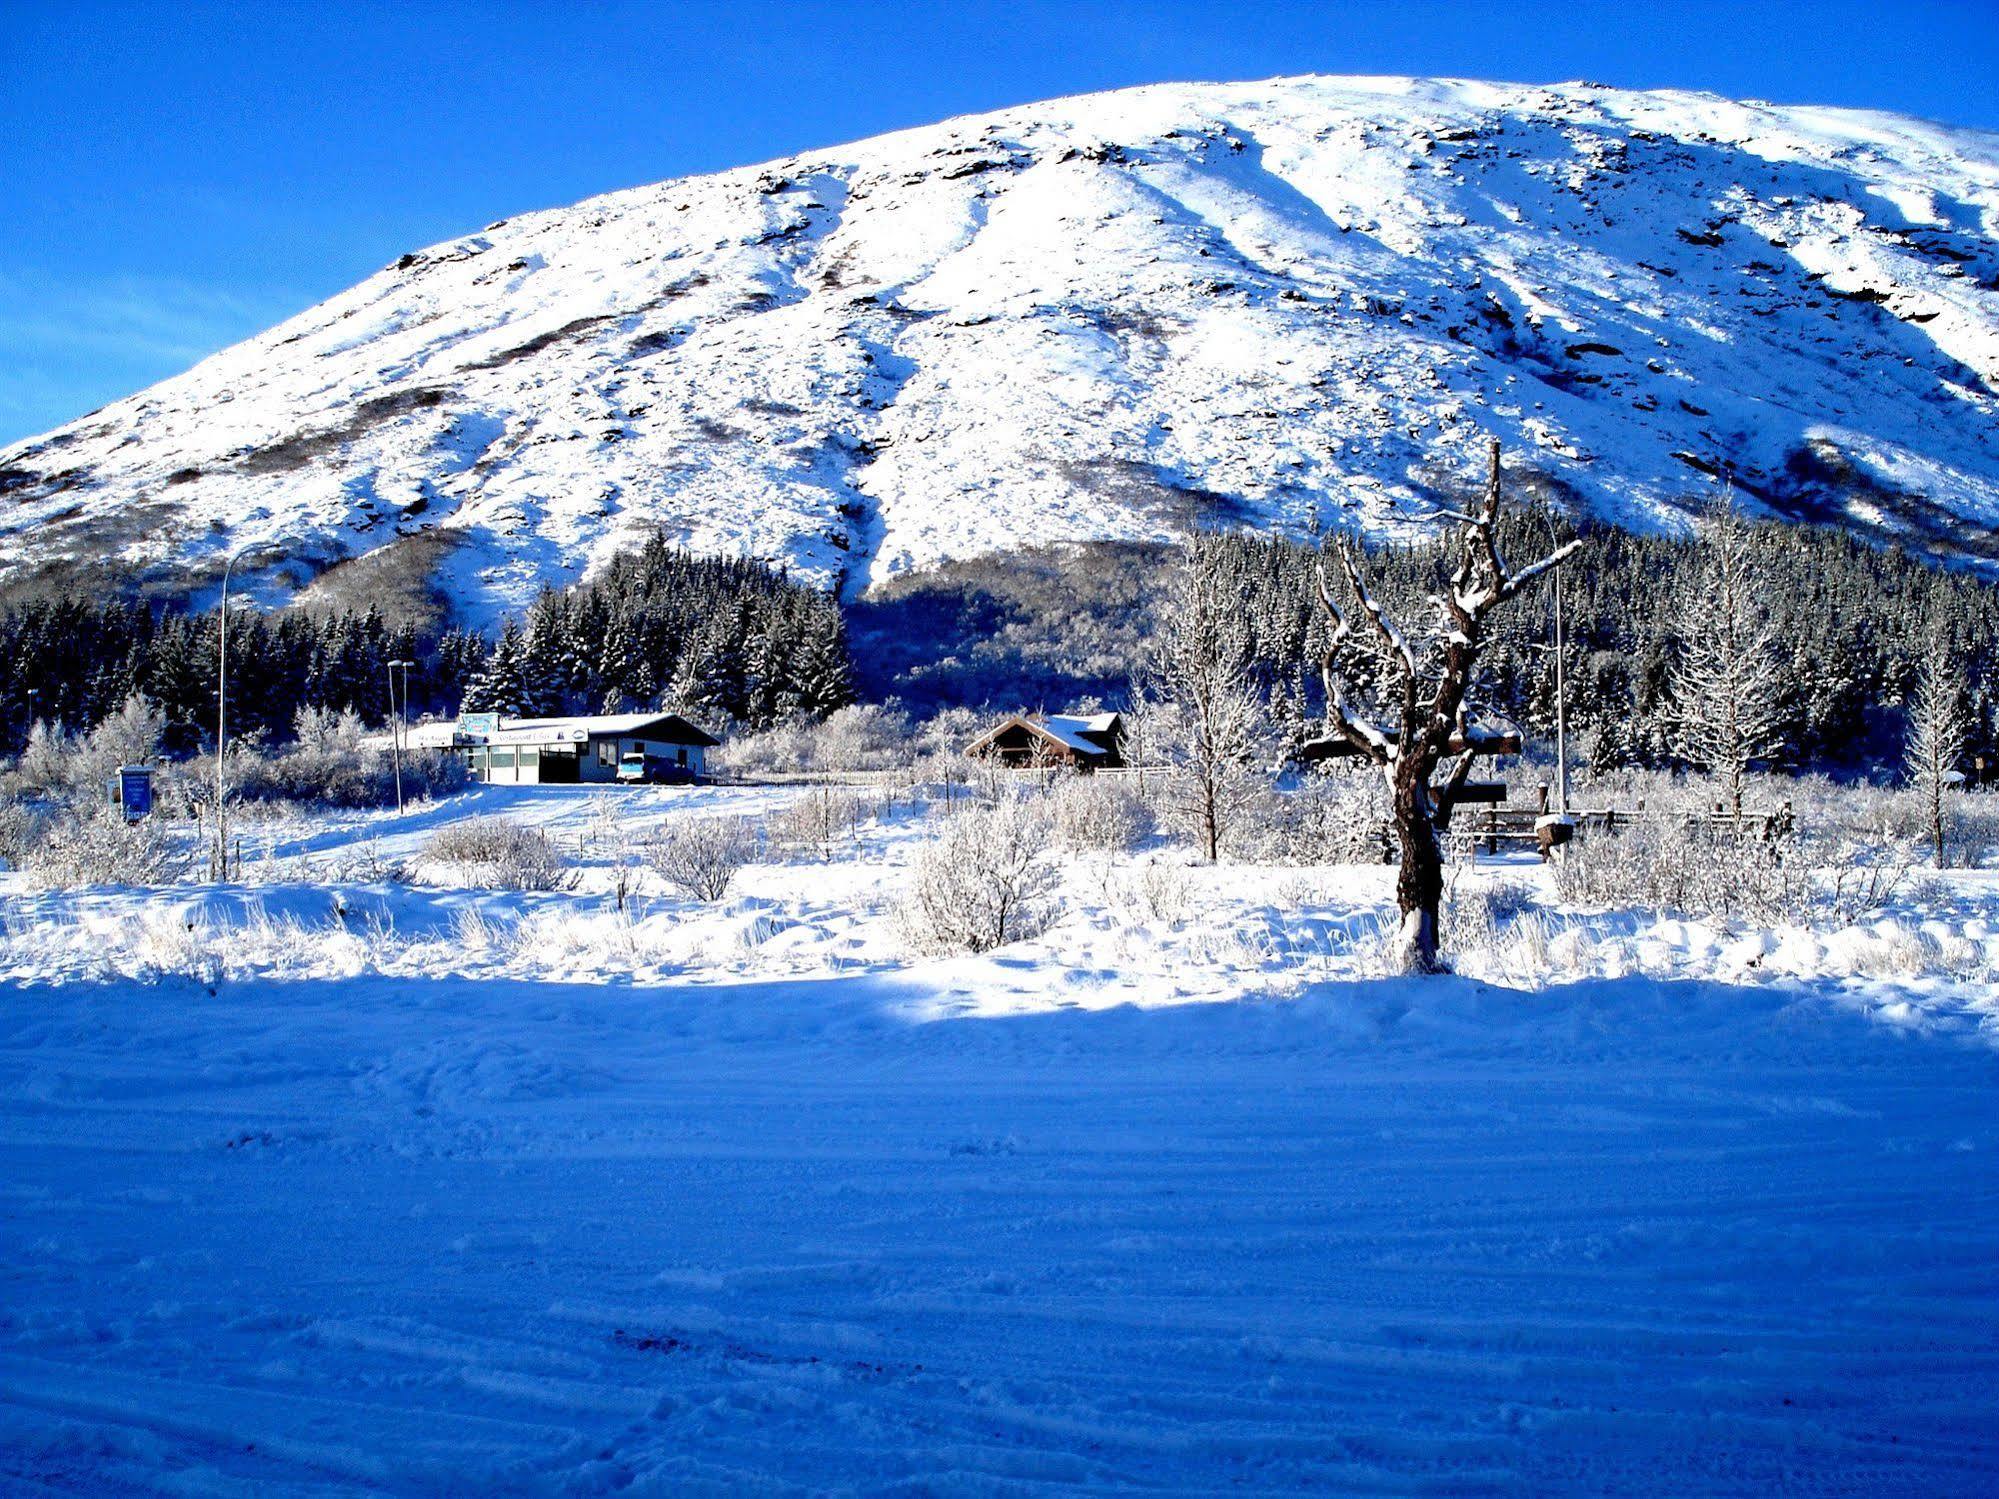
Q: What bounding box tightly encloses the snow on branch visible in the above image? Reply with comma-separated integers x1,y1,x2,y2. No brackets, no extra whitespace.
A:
1336,541,1420,682
1311,562,1397,763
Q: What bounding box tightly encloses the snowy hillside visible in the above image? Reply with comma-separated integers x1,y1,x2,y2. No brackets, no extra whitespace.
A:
6,74,1999,621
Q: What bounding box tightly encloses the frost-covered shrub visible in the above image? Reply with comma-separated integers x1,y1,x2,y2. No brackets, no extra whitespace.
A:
899,797,1056,954
1231,773,1394,864
227,721,467,809
423,817,573,891
1813,839,1919,924
1950,794,1999,867
14,720,72,796
23,807,185,890
1050,774,1153,853
718,705,920,775
1112,857,1193,924
1548,816,1915,925
5,698,166,802
1550,819,1801,921
0,801,50,867
646,816,756,901
767,788,866,861
423,817,519,864
1441,876,1542,955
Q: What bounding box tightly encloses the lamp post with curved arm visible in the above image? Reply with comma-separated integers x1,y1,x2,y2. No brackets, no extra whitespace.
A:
213,539,291,881
1548,519,1570,817
386,658,414,814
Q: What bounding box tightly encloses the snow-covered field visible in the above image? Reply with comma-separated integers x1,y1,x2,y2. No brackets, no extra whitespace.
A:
3,784,1996,1493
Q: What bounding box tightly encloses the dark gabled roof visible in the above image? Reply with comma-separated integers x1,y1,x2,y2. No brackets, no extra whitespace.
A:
606,712,720,748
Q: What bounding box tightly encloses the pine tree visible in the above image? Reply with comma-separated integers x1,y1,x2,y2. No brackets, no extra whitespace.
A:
464,620,529,715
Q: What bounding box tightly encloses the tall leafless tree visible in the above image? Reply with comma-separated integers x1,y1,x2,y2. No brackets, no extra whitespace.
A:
1671,492,1785,817
1308,441,1579,972
1152,539,1262,862
1904,646,1968,868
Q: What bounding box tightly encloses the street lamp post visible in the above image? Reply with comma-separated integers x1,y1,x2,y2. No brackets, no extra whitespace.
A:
1552,553,1569,816
214,539,290,881
386,658,414,813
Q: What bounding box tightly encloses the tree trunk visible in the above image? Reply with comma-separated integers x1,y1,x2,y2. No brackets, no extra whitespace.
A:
1392,762,1446,973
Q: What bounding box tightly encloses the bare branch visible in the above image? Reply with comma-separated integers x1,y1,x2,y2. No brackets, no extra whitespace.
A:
1335,544,1419,682
1432,744,1481,831
1495,538,1583,609
1312,562,1353,649
1311,562,1393,763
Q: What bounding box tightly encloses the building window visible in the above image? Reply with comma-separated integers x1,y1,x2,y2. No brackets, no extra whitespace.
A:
596,741,615,768
493,748,516,770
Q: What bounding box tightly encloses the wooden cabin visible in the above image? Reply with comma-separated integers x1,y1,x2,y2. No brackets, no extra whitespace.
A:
964,711,1125,771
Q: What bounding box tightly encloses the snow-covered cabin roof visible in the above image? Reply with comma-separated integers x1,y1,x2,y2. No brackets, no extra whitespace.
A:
964,711,1123,763
403,712,719,750
1036,713,1121,756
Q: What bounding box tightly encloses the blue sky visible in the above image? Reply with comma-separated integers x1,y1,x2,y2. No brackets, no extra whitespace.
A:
5,0,1996,446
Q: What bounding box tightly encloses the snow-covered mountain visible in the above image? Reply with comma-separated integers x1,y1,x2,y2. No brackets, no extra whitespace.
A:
7,75,1999,623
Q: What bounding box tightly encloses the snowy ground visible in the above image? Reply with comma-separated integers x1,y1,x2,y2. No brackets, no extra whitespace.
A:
3,784,1996,1494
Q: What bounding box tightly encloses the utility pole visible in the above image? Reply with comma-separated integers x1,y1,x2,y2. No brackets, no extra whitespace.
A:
1552,552,1569,815
214,539,290,881
387,658,413,813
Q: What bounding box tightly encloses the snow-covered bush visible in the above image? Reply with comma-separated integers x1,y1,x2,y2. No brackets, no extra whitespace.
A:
225,712,467,808
422,817,574,891
3,698,165,802
1550,818,1800,920
1785,776,1998,871
588,794,645,912
1111,856,1193,924
646,816,756,901
1441,875,1541,955
767,788,866,861
717,705,918,774
1050,774,1153,853
899,796,1056,954
0,801,49,868
1813,839,1920,925
1548,816,1917,925
13,719,72,796
1231,773,1393,864
1953,794,1999,867
22,806,185,890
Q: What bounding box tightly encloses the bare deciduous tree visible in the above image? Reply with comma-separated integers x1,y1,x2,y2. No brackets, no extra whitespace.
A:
1308,441,1578,972
1151,539,1263,862
1671,494,1785,816
1904,647,1968,868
